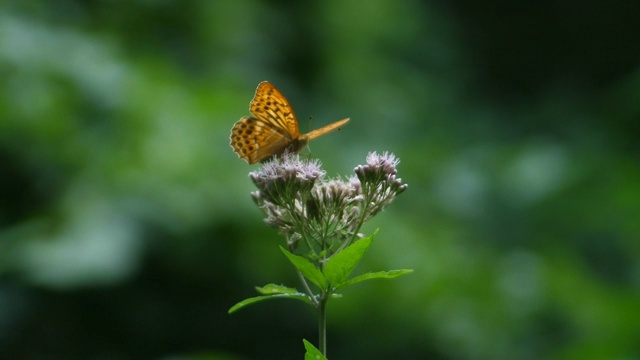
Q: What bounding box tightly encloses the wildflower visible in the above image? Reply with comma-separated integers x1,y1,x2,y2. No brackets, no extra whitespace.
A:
230,152,413,357
353,152,407,219
249,152,407,256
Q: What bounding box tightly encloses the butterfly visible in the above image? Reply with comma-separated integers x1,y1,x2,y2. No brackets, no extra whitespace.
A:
230,81,350,164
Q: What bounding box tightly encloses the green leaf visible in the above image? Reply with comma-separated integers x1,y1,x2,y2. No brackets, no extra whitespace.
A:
303,339,327,360
255,284,299,295
228,293,311,314
280,246,326,289
338,269,413,289
324,230,377,287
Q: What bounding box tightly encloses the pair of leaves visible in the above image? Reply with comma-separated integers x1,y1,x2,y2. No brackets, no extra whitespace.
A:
228,230,413,314
281,230,411,291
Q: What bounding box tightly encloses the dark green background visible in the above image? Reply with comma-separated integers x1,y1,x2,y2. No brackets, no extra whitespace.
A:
1,1,639,359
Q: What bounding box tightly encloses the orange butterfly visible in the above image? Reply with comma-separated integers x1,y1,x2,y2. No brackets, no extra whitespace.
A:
230,81,350,164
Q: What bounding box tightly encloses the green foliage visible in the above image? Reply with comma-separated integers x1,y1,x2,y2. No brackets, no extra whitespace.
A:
324,232,375,288
303,339,327,360
228,291,311,315
339,269,414,288
279,247,327,290
229,231,411,314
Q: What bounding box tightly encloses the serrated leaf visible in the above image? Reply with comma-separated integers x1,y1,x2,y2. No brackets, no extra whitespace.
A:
255,284,299,295
280,246,326,289
303,339,327,360
324,230,377,287
228,293,311,314
338,269,413,289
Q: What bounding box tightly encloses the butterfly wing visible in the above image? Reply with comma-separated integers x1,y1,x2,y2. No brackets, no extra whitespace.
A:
300,118,350,141
230,116,294,164
250,81,300,137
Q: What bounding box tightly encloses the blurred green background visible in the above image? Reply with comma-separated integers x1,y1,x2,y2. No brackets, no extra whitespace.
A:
1,0,639,359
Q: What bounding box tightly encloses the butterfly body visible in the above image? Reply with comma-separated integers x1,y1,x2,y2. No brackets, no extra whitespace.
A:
230,81,350,164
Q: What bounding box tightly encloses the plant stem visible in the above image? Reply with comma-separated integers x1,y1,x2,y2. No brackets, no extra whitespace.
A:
297,271,318,306
318,296,328,356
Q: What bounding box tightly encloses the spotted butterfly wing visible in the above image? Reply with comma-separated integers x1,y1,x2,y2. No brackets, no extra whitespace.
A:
230,117,284,164
251,81,300,138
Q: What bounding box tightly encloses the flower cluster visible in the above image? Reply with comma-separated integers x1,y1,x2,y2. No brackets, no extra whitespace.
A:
250,151,407,256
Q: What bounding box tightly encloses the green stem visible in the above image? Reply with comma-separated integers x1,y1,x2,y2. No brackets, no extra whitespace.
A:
318,295,328,356
297,271,318,306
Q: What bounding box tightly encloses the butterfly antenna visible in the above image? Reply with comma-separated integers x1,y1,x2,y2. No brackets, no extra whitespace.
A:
305,116,314,153
307,116,313,132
